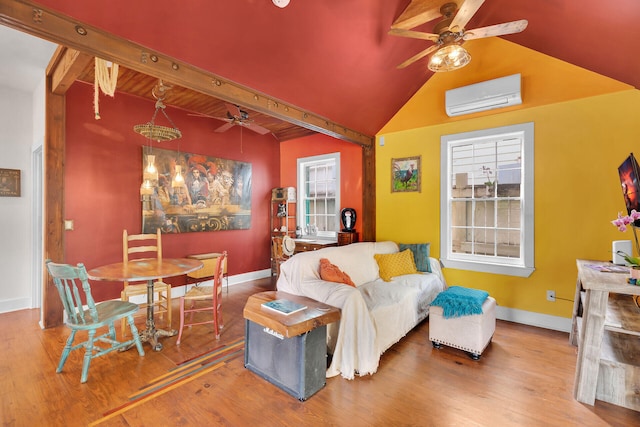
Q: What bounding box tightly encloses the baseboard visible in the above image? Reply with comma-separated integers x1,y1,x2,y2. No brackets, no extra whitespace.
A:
496,306,572,333
127,268,274,304
0,297,32,314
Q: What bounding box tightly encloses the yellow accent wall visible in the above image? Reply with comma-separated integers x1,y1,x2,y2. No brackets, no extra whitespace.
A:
377,38,640,318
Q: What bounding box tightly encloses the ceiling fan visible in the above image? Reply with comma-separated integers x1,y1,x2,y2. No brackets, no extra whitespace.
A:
389,0,528,72
192,103,272,135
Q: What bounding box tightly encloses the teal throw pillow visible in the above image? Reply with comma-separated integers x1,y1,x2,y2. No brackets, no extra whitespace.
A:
398,243,431,273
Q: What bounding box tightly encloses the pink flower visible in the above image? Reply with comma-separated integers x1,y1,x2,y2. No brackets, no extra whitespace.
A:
612,210,640,232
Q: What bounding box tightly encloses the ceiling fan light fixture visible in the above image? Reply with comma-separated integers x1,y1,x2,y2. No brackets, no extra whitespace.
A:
428,44,471,72
272,0,290,8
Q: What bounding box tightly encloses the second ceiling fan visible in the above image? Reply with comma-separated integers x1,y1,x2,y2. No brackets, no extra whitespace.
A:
389,0,528,72
194,103,272,135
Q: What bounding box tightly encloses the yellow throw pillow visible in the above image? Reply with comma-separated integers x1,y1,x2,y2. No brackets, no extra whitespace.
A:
374,249,418,282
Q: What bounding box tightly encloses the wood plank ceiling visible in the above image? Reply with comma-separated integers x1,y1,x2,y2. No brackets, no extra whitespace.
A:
75,63,318,142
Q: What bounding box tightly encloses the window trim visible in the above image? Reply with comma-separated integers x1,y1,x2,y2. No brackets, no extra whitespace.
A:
440,122,535,277
297,152,340,238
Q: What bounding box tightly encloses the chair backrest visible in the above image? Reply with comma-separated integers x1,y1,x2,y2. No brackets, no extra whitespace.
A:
123,229,162,264
45,260,97,325
272,237,287,261
213,251,228,293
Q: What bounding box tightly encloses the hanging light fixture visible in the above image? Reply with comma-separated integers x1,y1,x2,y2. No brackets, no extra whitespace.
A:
137,80,181,199
133,80,182,142
428,43,471,72
172,165,185,188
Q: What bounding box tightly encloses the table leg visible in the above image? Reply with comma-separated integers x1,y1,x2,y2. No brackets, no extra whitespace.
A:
135,279,177,351
573,289,608,405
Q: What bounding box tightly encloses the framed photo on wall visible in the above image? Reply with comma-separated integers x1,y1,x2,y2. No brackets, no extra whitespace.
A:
0,168,20,197
391,156,421,193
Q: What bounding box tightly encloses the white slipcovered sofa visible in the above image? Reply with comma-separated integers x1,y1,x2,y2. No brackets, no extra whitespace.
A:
276,241,447,379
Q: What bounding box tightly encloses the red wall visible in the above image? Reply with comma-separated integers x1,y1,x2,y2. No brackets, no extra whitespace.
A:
279,134,363,231
64,83,280,300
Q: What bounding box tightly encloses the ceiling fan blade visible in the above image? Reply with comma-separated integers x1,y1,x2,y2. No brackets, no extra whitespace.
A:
391,0,443,30
463,20,528,40
245,122,272,135
225,103,242,118
450,0,486,32
397,44,440,69
214,122,236,133
388,28,440,42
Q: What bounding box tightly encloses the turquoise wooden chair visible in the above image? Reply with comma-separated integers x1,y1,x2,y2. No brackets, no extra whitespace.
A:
45,260,145,383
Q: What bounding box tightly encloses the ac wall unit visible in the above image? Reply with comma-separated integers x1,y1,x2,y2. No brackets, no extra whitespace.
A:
445,73,522,117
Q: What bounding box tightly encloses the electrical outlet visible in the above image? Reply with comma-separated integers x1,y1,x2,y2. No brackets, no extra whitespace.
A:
546,290,556,302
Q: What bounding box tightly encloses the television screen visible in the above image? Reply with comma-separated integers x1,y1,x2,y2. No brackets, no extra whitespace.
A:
618,153,640,221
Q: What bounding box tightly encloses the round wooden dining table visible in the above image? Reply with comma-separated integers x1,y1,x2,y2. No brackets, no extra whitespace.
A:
87,258,203,351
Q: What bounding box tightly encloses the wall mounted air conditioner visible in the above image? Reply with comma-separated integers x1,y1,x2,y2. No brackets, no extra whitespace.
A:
445,73,522,117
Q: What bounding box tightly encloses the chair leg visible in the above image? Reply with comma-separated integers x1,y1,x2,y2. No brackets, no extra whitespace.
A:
213,302,220,340
165,286,172,330
80,329,96,383
127,315,145,356
121,290,128,338
57,330,76,374
108,322,117,342
177,297,185,345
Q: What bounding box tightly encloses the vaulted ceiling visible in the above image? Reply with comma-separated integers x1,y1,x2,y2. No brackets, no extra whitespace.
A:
1,0,638,142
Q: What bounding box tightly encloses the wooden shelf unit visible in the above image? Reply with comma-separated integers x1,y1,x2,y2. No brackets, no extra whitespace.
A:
270,187,296,277
572,260,640,412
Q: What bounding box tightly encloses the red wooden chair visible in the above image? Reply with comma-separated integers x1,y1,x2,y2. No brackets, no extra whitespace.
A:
177,251,227,344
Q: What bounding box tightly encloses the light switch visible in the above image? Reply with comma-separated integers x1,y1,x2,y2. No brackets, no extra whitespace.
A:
64,220,74,230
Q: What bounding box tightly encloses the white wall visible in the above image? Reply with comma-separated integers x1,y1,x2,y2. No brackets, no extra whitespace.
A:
0,84,36,313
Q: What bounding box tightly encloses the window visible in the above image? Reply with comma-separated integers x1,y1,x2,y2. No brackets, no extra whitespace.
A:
440,123,534,277
297,153,340,238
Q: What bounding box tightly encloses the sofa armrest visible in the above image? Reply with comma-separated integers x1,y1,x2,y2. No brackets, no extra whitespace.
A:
429,257,447,289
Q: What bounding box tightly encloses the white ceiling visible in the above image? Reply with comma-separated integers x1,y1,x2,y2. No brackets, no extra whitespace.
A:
0,25,57,93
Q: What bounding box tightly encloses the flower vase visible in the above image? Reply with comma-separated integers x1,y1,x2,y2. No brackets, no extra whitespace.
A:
631,266,640,280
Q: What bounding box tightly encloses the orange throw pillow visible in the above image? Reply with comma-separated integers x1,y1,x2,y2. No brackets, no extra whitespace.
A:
319,258,356,287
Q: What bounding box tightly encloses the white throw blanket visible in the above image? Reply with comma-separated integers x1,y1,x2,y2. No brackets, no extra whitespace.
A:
276,241,446,380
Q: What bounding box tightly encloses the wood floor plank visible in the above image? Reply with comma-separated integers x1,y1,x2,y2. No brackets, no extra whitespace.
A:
1,278,639,426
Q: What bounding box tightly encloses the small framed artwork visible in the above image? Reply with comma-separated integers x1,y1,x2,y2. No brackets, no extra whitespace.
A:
391,156,421,193
0,168,20,197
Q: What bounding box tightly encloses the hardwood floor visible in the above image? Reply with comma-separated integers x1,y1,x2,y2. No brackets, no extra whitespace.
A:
1,278,639,426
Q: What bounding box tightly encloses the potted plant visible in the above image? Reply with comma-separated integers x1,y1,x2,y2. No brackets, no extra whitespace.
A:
612,210,640,281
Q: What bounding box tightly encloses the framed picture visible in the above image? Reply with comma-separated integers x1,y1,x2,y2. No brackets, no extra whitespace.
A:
141,147,252,234
0,168,20,197
391,156,421,193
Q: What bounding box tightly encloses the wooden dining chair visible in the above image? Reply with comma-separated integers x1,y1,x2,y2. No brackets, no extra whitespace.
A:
271,236,291,277
121,229,172,337
45,260,145,383
177,251,227,344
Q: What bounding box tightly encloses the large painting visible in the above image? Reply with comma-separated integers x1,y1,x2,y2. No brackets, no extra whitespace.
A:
142,147,251,233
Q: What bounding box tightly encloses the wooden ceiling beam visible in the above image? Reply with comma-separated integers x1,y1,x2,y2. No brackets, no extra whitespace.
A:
391,0,448,30
47,46,93,95
0,0,373,147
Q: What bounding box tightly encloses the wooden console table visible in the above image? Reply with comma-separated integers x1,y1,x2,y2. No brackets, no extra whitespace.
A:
243,291,340,400
572,259,640,411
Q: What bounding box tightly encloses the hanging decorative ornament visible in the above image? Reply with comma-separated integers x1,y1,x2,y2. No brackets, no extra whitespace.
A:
93,57,119,120
133,80,182,142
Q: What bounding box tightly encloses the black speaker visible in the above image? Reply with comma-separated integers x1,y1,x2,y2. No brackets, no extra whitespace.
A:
244,319,327,400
